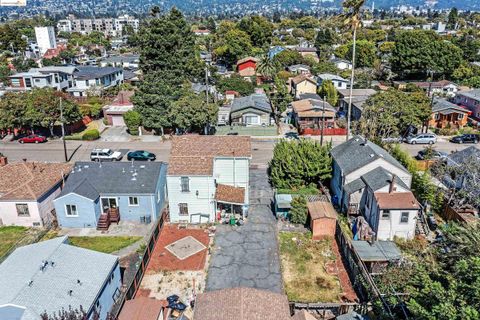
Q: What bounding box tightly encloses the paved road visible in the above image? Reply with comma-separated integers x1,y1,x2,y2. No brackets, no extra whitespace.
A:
206,168,283,293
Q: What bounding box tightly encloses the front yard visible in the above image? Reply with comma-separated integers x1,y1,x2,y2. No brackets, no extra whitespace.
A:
0,226,30,258
279,231,342,302
68,236,142,253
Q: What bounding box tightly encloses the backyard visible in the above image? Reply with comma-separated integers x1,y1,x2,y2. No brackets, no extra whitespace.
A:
279,231,342,302
68,236,142,253
0,226,30,258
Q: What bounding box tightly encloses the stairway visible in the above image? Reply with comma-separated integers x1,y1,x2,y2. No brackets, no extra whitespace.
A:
97,214,110,231
109,208,120,224
416,211,430,237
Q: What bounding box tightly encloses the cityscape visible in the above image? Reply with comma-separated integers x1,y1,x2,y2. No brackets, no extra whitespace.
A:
0,1,479,320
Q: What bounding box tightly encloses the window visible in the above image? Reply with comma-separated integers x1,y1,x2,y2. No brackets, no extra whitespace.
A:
458,113,464,120
400,212,409,224
128,197,139,206
381,210,390,219
16,204,30,217
180,177,190,192
65,204,78,217
179,203,189,216
434,113,440,120
25,78,32,87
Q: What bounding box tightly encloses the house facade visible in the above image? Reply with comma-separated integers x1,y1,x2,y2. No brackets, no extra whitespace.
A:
0,236,121,320
54,162,167,229
317,73,348,90
429,98,470,129
0,161,72,227
453,89,480,119
291,99,336,133
337,88,377,119
67,66,123,97
167,136,251,223
236,57,258,77
103,90,134,126
291,74,317,99
230,93,272,126
8,66,76,92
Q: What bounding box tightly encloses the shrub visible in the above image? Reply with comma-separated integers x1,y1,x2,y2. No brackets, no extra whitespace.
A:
290,195,308,224
82,129,100,141
123,110,142,136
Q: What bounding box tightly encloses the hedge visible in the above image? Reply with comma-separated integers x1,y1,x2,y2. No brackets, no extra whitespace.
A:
82,129,100,141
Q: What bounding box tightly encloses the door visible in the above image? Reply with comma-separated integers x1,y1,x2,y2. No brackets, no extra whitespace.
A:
101,198,118,214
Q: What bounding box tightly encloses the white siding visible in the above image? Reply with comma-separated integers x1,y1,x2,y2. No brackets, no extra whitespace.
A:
0,201,42,227
214,157,250,204
377,209,417,240
345,158,412,188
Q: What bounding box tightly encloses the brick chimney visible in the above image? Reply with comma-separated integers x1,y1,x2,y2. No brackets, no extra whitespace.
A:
0,155,7,167
389,175,396,193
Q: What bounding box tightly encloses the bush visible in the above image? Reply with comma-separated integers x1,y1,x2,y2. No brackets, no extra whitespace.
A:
290,195,308,224
123,110,142,136
82,129,100,141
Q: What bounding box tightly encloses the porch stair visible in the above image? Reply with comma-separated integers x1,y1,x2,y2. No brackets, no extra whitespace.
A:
97,214,110,231
109,208,120,224
415,211,430,237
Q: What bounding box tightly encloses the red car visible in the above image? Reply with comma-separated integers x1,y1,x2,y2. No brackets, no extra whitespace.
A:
18,134,47,144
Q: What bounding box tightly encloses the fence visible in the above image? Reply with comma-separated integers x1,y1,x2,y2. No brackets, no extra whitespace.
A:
300,128,347,136
110,209,167,318
291,302,368,317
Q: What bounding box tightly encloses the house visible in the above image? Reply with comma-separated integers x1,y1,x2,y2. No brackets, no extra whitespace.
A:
193,287,291,320
337,88,377,119
167,136,251,223
0,236,121,320
307,200,337,240
236,57,258,77
290,74,317,99
8,66,76,92
317,73,348,90
53,161,167,229
225,90,239,102
268,46,286,59
453,89,480,120
99,54,140,68
330,136,412,217
43,44,67,60
193,29,211,36
291,99,336,133
287,64,311,75
352,240,401,274
429,98,470,129
0,160,72,227
103,90,134,126
217,105,231,126
330,57,353,70
294,47,319,62
230,93,272,126
67,66,123,97
394,80,459,97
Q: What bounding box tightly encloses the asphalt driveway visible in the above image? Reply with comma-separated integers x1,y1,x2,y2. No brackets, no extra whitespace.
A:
206,168,283,293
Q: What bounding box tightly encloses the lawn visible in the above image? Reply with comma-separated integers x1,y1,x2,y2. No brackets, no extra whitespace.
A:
68,236,142,254
279,231,342,303
0,226,29,258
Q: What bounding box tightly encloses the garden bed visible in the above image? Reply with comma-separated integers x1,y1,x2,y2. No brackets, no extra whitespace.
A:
68,236,142,253
279,232,342,302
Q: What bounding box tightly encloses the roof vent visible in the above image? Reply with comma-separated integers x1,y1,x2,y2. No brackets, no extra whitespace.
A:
28,280,34,287
140,165,145,169
68,290,73,296
370,154,375,157
83,165,89,168
77,279,82,285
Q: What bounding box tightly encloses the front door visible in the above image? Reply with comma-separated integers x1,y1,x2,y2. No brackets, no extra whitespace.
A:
101,198,118,214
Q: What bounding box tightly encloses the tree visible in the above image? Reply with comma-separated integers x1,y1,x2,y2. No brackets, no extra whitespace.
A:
315,28,338,60
11,58,37,72
237,16,274,49
346,40,376,68
123,110,142,135
214,28,253,67
268,76,292,126
447,7,458,29
256,53,279,80
318,80,338,106
290,196,308,224
168,89,218,134
0,64,12,85
217,74,255,96
342,0,365,141
269,139,332,189
273,49,305,69
0,92,29,132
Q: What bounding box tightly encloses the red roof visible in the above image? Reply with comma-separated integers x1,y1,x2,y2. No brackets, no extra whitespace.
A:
43,44,66,59
374,191,419,210
118,297,167,320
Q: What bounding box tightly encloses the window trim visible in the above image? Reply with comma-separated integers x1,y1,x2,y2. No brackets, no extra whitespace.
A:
381,209,390,219
65,204,78,217
180,177,190,192
128,196,139,206
178,203,189,216
400,212,409,224
16,203,30,217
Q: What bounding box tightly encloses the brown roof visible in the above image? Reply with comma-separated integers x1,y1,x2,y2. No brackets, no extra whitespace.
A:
193,287,291,320
307,200,337,220
216,184,245,204
168,136,251,176
236,56,258,65
374,191,419,210
292,310,317,320
0,162,72,201
291,99,336,118
118,297,166,320
291,74,317,86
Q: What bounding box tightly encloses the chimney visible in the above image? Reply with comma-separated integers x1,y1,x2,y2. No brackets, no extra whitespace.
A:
389,175,396,194
0,155,7,167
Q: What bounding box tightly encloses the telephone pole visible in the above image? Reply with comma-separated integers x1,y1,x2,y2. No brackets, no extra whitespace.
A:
60,98,68,162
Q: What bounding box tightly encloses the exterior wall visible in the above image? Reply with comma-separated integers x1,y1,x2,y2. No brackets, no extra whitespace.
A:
238,61,256,77
454,94,480,119
153,164,168,218
214,157,250,204
0,201,42,227
311,218,336,240
429,111,468,128
330,160,343,206
230,108,270,126
167,175,216,223
88,261,122,320
293,80,317,98
54,193,99,228
37,182,64,226
101,194,155,222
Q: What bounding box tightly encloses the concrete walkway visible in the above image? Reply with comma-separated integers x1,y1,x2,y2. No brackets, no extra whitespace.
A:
206,168,283,293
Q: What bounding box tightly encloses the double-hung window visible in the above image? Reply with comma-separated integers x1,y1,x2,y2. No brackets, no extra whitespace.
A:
400,212,409,224
65,204,78,217
128,196,139,206
181,177,190,192
16,204,30,217
179,203,189,216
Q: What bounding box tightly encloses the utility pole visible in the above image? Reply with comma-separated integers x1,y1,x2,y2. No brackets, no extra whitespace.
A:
60,98,68,162
320,96,326,146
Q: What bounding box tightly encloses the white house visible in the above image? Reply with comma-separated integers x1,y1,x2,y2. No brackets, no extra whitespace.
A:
331,136,417,240
318,73,348,90
330,58,353,70
167,136,252,223
34,26,56,55
8,66,77,92
0,161,72,227
67,66,124,97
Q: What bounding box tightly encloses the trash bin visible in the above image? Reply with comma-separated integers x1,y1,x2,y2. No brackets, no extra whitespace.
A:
145,215,152,224
140,216,146,224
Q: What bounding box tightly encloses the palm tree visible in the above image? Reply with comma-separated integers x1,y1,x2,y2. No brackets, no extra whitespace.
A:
256,53,279,81
342,0,365,141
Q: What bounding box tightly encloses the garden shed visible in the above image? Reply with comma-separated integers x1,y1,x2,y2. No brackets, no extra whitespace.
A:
274,194,293,219
352,240,401,274
307,200,337,240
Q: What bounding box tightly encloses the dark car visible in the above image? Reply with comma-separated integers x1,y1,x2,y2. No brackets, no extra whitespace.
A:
450,134,479,144
18,134,47,144
127,150,156,161
415,149,448,160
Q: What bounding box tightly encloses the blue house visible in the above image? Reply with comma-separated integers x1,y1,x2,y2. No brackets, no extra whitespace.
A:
54,161,168,229
0,236,121,320
268,46,286,59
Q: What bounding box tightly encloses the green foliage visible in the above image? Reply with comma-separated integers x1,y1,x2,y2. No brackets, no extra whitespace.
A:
447,7,459,29
0,64,12,85
315,28,337,49
346,40,376,68
237,16,274,49
273,49,305,69
269,139,332,189
289,196,308,224
81,129,100,141
318,80,338,106
256,54,280,79
11,58,37,72
217,74,255,96
123,110,142,135
214,28,253,67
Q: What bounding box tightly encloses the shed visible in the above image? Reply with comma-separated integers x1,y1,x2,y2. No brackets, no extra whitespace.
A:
307,200,337,240
275,194,293,219
352,240,401,274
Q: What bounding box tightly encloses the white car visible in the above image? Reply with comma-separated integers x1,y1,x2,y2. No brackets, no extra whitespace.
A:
406,133,437,145
90,148,123,161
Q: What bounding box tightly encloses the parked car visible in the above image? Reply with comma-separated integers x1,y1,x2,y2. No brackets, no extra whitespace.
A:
450,134,479,144
90,148,123,161
127,150,156,161
285,132,299,140
416,149,448,160
406,133,437,145
18,134,47,144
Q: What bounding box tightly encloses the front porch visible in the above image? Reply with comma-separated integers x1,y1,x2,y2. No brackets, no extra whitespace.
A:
215,184,247,223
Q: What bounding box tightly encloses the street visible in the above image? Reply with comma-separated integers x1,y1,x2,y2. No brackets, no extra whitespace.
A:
0,136,474,166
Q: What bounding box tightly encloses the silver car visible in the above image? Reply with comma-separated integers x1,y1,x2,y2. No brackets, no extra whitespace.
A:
406,133,437,145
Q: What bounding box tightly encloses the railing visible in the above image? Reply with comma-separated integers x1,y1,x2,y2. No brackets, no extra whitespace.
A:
291,302,368,317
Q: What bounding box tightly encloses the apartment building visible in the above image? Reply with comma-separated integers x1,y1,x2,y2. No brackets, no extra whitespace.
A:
57,15,139,37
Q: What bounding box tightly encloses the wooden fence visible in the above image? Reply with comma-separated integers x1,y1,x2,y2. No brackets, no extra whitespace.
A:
291,302,369,318
301,128,348,136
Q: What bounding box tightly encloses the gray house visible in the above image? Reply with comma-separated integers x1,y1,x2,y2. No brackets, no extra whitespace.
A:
230,94,273,126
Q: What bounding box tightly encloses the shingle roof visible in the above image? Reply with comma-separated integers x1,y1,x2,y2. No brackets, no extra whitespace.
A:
317,73,347,82
118,297,166,320
236,56,258,65
74,66,122,80
432,98,470,114
230,94,272,114
215,184,245,204
193,287,291,320
457,89,480,100
292,310,317,320
0,236,118,320
168,136,251,176
0,162,72,201
102,54,139,63
374,191,419,210
58,162,166,200
352,241,402,262
337,89,376,98
307,200,337,220
343,179,366,194
292,99,336,118
291,74,317,85
447,146,480,166
361,167,409,191
331,136,408,176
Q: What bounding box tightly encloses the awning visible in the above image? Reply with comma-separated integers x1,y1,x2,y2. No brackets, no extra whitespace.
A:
216,184,245,205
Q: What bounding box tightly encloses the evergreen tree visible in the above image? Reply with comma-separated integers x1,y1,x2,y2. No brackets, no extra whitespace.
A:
318,80,338,107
